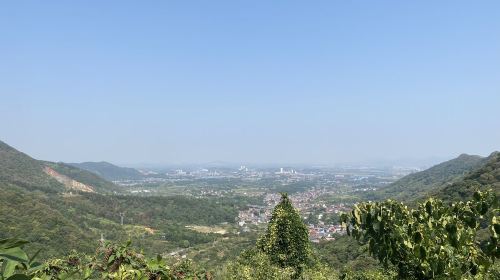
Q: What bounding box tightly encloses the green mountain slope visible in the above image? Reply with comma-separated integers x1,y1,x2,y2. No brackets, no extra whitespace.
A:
0,140,121,194
0,183,96,257
0,140,119,256
434,151,500,202
68,161,144,181
0,140,246,260
374,153,486,201
45,161,122,193
0,141,65,193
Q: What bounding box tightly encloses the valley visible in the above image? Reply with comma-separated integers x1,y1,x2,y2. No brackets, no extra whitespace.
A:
1,139,499,278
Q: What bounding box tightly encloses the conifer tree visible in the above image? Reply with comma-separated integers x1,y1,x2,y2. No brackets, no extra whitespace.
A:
257,193,311,275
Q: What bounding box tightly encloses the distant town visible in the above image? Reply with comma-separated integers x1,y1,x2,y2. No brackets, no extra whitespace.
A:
114,164,421,243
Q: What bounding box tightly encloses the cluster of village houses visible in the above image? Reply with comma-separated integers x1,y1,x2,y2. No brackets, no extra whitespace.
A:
238,191,350,242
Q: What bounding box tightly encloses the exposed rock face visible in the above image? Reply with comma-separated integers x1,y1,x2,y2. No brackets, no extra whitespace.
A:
44,166,95,193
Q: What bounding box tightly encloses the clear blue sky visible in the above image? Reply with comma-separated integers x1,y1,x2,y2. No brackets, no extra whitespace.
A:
1,1,499,165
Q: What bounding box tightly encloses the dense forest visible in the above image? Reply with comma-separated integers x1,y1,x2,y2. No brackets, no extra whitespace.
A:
365,153,487,202
2,190,498,279
434,152,500,202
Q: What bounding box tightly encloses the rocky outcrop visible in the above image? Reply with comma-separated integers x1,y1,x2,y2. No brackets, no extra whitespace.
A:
44,166,95,192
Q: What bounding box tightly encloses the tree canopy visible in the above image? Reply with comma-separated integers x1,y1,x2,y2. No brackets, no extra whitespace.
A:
257,193,311,275
341,190,499,279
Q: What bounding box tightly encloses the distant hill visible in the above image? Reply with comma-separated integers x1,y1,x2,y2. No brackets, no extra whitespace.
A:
434,151,500,202
0,140,105,256
0,140,120,194
0,139,244,259
374,153,487,201
0,140,65,193
68,161,144,181
45,162,122,193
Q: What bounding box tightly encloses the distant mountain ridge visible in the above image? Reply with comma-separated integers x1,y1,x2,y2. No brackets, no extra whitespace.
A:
374,153,487,201
0,140,117,256
43,166,95,192
434,151,500,202
0,139,241,259
0,140,120,194
68,161,144,181
0,140,65,193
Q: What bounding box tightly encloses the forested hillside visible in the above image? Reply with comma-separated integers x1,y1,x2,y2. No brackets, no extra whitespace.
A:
0,140,250,260
0,183,243,259
0,140,121,194
44,161,122,193
3,189,498,279
434,151,500,202
2,139,499,279
0,141,65,193
68,161,144,181
0,184,96,257
373,153,486,201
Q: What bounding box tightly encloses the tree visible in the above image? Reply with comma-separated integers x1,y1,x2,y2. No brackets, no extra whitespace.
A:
0,238,208,280
257,193,311,275
221,248,339,280
305,212,319,225
341,189,499,279
0,238,40,280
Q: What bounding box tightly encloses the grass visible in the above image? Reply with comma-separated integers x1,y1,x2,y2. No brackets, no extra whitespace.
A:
185,225,228,234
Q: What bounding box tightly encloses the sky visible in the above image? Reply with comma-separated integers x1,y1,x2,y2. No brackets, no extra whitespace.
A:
1,1,499,166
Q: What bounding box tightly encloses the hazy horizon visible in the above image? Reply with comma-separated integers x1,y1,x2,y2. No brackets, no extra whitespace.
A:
1,1,499,165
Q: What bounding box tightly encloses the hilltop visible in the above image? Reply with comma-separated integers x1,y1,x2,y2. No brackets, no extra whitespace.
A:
0,141,65,193
0,140,249,260
68,161,144,181
0,140,120,256
373,153,486,201
0,140,121,194
434,151,500,202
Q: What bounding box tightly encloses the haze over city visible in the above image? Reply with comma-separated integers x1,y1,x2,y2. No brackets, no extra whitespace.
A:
1,1,499,165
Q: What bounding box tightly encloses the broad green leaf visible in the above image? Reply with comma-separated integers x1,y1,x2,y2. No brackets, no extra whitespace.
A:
0,239,29,250
6,274,30,280
7,274,31,280
0,247,29,263
2,259,17,278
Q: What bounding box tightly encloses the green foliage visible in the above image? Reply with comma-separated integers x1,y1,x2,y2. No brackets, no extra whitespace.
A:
0,181,243,259
188,232,257,271
313,235,379,272
220,249,338,280
219,193,321,279
0,238,42,280
257,193,311,276
339,268,395,280
305,213,319,225
341,190,499,279
221,249,296,279
435,151,500,202
0,141,64,193
44,162,122,193
4,139,500,279
68,161,144,181
0,185,97,258
373,154,485,202
1,238,210,280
